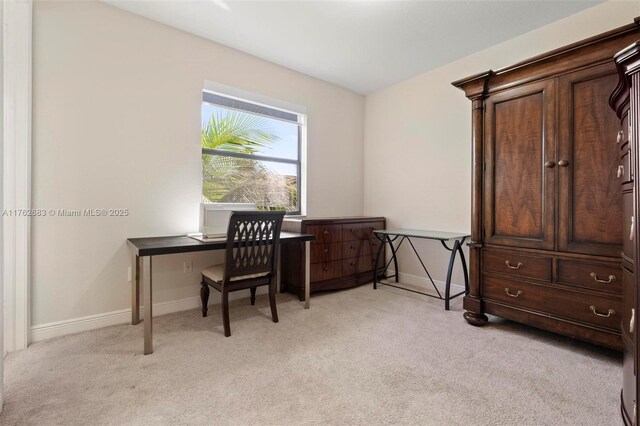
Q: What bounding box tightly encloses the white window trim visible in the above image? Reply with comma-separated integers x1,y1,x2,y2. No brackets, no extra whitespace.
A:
202,80,307,215
203,80,307,116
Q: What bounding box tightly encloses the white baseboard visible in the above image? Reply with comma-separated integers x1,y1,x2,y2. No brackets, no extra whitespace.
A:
30,274,467,344
381,270,466,296
30,296,204,343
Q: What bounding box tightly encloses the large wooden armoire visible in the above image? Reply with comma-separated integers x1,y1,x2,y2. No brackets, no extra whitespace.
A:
611,40,640,426
453,18,640,351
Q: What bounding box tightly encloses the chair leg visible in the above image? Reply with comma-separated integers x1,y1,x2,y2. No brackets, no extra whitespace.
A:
222,288,231,337
250,287,257,305
200,281,209,318
269,282,279,324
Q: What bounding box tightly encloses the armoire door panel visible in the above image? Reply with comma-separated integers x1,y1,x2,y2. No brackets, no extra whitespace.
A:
558,64,623,257
484,80,556,250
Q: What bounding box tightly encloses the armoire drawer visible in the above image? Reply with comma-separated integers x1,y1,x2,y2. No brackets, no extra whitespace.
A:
482,250,552,282
556,259,622,294
311,243,342,264
483,275,622,331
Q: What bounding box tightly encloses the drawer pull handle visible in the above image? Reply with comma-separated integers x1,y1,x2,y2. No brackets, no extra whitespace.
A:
589,305,615,318
590,272,616,283
631,216,635,241
323,230,329,235
504,288,522,298
617,130,624,144
618,165,624,178
323,249,328,254
322,264,328,272
631,308,635,334
505,260,523,270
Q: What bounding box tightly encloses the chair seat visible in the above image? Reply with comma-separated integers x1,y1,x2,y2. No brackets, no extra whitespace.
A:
202,264,269,283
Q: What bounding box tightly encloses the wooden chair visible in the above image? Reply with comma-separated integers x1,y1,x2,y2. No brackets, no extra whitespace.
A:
200,210,285,337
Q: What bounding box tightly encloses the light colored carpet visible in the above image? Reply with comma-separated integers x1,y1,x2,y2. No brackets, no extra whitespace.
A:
1,284,621,425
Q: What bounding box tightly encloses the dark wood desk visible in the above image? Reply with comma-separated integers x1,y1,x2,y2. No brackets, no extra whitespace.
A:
127,232,315,354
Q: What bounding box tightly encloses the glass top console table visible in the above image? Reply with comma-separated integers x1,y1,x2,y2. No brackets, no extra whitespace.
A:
373,229,470,310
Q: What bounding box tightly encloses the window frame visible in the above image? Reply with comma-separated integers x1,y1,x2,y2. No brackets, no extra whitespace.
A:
201,90,304,215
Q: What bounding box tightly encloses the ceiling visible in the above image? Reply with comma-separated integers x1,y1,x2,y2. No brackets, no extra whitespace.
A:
101,0,603,94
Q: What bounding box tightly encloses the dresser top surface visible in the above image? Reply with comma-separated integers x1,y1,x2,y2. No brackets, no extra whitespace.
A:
284,216,385,224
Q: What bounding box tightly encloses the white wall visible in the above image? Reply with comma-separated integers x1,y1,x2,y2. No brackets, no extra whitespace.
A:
363,0,640,285
31,1,364,328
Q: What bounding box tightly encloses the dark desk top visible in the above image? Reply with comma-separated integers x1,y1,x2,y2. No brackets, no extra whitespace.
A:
127,232,315,256
374,229,470,241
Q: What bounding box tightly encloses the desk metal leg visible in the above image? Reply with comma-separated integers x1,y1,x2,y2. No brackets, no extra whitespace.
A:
459,237,469,294
142,256,153,355
387,235,399,282
442,237,469,311
131,254,140,325
373,237,385,289
444,241,461,311
304,241,310,309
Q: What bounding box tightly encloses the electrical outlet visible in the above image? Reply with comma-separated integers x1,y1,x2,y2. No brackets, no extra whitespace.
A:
184,261,193,273
127,267,132,282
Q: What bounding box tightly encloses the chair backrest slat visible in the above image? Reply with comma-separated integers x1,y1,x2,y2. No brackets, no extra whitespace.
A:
224,211,285,283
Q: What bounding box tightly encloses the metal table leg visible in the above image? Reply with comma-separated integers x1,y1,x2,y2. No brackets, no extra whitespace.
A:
131,253,140,325
459,237,469,294
373,235,385,289
388,235,399,282
142,256,153,355
304,241,310,309
441,237,469,311
443,240,460,311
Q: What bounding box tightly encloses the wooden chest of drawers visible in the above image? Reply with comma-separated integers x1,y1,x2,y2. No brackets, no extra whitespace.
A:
281,217,386,300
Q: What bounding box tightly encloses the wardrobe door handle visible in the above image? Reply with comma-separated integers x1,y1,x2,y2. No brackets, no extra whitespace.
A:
590,305,615,318
630,308,635,334
590,272,616,283
557,160,569,167
544,161,555,168
618,165,624,178
505,260,523,270
617,130,624,144
505,288,522,298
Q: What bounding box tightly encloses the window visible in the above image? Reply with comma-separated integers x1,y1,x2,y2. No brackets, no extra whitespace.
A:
201,91,304,214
